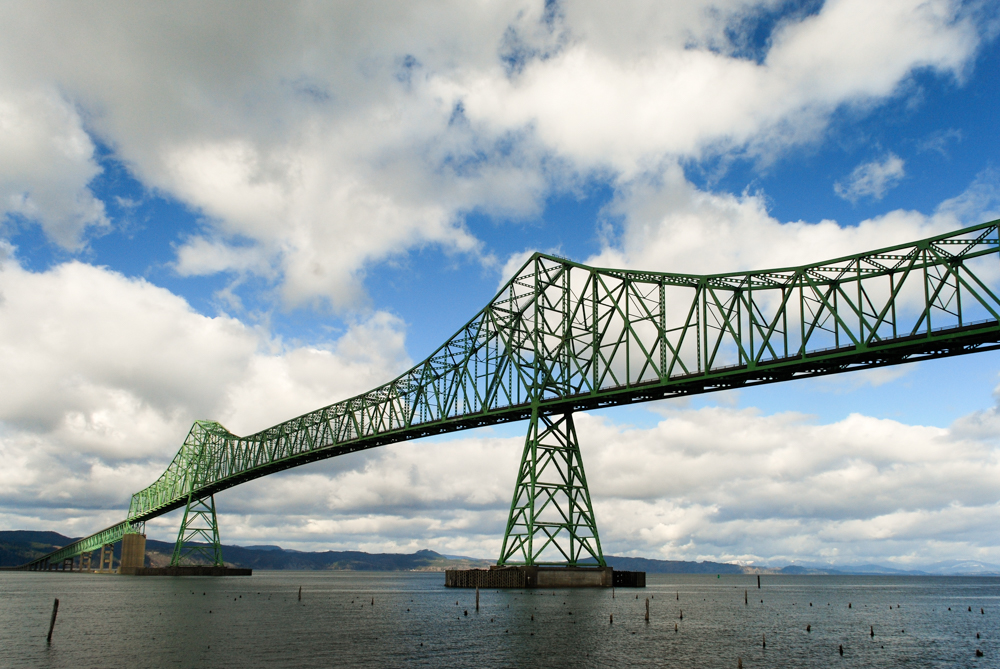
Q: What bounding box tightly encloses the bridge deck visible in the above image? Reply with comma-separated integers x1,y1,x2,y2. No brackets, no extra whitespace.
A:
20,220,1000,570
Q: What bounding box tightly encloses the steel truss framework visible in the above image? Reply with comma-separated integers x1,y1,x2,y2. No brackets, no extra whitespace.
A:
20,520,144,571
170,494,223,567
500,409,604,566
20,220,1000,569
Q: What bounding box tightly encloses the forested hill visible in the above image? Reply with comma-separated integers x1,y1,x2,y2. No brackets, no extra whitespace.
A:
0,530,492,571
7,531,997,574
0,530,746,572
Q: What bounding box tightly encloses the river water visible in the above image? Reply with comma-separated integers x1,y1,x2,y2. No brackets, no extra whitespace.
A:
1,571,995,668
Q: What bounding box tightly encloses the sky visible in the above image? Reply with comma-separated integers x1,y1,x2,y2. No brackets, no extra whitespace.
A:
2,0,1000,568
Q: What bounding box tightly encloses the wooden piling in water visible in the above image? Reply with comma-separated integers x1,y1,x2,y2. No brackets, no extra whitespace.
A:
46,598,59,643
475,587,479,612
298,586,302,601
757,575,760,589
645,598,649,622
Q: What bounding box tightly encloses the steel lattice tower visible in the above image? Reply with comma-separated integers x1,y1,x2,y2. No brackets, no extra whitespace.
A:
499,409,605,566
170,493,223,567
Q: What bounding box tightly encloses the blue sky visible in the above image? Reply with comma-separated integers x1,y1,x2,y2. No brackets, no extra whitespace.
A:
2,0,1000,567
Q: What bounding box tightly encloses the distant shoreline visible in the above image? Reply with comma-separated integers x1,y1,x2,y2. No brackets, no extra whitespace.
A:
4,530,999,575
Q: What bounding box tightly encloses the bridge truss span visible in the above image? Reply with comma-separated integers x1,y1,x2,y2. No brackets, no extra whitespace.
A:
21,220,1000,570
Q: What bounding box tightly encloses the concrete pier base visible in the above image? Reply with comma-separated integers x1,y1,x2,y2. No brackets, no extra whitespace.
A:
120,533,146,571
97,543,115,572
445,565,644,588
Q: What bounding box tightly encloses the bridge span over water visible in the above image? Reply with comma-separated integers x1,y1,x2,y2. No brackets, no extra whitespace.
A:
20,220,1000,572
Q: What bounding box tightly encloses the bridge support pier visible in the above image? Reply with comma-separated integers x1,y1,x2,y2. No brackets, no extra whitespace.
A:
98,543,116,572
118,533,146,574
498,409,605,567
170,493,224,567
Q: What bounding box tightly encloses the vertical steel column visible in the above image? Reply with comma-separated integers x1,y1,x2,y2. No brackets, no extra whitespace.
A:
498,408,605,566
170,493,224,567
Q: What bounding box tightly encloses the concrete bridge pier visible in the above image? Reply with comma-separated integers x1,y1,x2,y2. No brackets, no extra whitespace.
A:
445,566,646,588
118,533,146,574
98,543,115,573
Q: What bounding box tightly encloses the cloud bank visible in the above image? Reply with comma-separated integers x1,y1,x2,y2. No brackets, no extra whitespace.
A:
0,0,985,306
0,1,998,566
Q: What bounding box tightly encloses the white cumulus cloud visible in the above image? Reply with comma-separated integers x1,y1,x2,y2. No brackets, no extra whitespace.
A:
585,164,999,278
0,0,986,305
835,153,907,202
127,402,1000,567
0,87,108,248
0,254,411,527
0,0,998,567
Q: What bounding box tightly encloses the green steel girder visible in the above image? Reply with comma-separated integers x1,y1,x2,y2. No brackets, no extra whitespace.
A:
20,220,1000,569
19,520,144,570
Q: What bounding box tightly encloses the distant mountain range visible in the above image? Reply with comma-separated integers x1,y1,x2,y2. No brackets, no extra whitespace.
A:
0,531,493,571
3,530,999,575
766,560,1000,576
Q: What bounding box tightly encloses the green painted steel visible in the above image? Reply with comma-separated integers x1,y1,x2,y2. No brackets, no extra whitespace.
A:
499,410,605,566
170,494,223,567
21,220,1000,569
19,520,144,570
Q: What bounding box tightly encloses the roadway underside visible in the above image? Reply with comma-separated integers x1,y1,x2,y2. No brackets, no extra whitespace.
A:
160,318,1000,521
19,320,1000,570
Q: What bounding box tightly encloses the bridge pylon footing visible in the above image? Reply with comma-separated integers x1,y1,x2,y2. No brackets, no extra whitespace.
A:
445,565,644,588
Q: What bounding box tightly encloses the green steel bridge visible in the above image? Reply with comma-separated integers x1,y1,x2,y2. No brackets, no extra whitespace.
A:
20,220,1000,571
